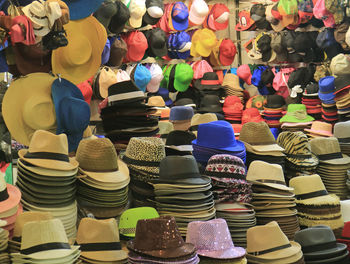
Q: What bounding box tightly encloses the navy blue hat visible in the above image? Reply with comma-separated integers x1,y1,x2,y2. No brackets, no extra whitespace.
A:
51,78,91,152
157,87,173,106
318,76,335,103
63,0,105,20
167,34,178,59
173,31,191,60
169,106,194,121
316,28,342,59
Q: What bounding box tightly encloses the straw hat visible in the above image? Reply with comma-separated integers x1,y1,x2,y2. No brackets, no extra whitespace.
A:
18,130,79,171
310,137,350,165
190,113,218,135
2,73,57,146
76,217,127,261
0,175,21,214
304,121,333,137
52,16,107,85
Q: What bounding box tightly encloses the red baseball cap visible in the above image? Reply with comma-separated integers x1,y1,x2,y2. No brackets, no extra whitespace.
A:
235,10,255,31
207,3,229,30
237,64,252,85
123,30,148,62
77,80,93,105
219,38,237,66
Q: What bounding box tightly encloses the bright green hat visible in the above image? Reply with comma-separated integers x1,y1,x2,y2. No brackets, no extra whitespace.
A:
280,104,315,123
160,64,174,89
278,0,298,15
119,207,159,239
174,63,194,92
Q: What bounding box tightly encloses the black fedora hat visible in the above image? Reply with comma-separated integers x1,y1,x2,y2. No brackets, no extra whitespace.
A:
198,95,223,114
165,130,196,156
265,94,285,108
196,72,222,91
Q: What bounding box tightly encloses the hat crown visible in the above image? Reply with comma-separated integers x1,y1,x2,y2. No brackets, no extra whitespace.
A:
169,106,194,121
191,113,217,126
76,138,119,172
13,212,53,238
318,76,335,93
309,121,332,133
148,96,165,107
334,121,350,139
289,174,327,196
310,137,341,156
27,0,46,17
172,2,188,21
166,131,196,146
125,137,165,162
205,154,246,179
294,226,336,248
186,219,234,251
277,131,313,155
240,122,276,145
160,155,200,180
246,160,286,185
27,130,69,156
222,73,241,90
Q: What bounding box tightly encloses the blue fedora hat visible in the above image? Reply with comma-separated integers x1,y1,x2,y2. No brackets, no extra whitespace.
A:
192,120,245,152
63,0,105,20
318,76,335,102
51,78,91,152
169,106,194,121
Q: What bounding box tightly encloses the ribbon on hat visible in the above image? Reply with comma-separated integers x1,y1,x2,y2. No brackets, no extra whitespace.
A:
290,85,303,98
248,243,292,256
286,109,308,120
0,188,9,202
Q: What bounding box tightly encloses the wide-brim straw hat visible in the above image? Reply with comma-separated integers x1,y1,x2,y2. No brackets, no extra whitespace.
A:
52,16,107,85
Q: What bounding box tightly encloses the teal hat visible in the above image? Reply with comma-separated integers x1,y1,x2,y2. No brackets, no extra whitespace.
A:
280,104,315,123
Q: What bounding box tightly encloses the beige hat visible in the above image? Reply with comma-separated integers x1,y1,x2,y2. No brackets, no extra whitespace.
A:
346,26,350,48
148,96,166,107
310,137,350,165
334,121,350,145
247,160,293,191
97,67,118,99
129,0,146,28
330,53,350,76
190,113,218,135
340,200,350,222
304,121,333,137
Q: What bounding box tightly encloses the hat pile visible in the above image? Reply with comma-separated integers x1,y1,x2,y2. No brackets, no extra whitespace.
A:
10,218,80,264
122,137,166,207
239,122,285,168
16,130,78,239
310,137,350,199
334,74,350,122
280,104,314,132
289,174,344,233
186,219,247,263
302,83,323,120
262,95,285,128
304,121,333,138
295,225,349,263
192,121,246,167
100,80,159,146
247,161,299,240
223,96,243,123
319,76,339,124
222,73,244,102
246,221,304,264
0,225,9,264
277,131,319,182
334,121,350,155
194,72,225,99
75,138,130,219
127,216,199,263
151,156,215,236
204,154,255,247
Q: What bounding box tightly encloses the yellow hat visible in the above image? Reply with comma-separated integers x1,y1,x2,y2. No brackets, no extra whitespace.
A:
2,73,57,146
191,28,217,57
52,16,107,85
209,39,222,66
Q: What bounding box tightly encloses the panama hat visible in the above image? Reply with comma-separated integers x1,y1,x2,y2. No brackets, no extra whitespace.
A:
52,16,107,85
0,175,21,214
2,73,57,146
310,137,350,165
18,130,78,171
63,0,104,20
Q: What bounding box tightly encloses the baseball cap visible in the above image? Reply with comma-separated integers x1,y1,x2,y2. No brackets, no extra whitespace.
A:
191,28,217,57
109,1,130,34
171,2,189,31
142,0,164,25
192,60,213,80
123,30,148,62
189,0,209,26
219,38,236,66
174,63,194,92
265,4,284,32
146,28,167,57
132,64,151,92
207,3,230,30
237,64,252,85
313,0,335,28
147,63,163,93
173,31,192,60
129,0,147,28
235,10,255,31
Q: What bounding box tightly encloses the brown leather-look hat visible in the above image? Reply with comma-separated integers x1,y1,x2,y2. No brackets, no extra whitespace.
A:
127,216,195,258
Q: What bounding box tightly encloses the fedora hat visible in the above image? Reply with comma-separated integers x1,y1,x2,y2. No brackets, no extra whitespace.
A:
165,130,195,155
0,176,21,215
76,217,127,262
52,16,107,85
18,130,78,171
310,137,350,165
62,0,104,20
2,73,57,146
190,113,218,135
75,138,129,186
304,121,333,137
127,216,195,258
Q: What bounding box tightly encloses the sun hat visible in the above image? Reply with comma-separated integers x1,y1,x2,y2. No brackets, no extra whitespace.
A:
123,30,148,62
235,10,255,31
207,3,230,31
76,217,127,261
310,137,350,165
52,16,107,85
171,2,189,31
280,104,315,123
191,28,217,57
304,121,333,137
188,0,209,26
0,175,21,214
51,78,90,152
142,0,164,25
186,218,246,259
127,216,195,258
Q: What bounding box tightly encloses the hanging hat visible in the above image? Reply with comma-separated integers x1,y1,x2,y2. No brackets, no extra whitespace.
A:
123,30,148,62
52,16,107,85
93,0,118,33
171,2,189,31
208,3,230,31
235,10,255,31
62,0,104,20
108,38,128,68
191,28,217,57
219,39,237,66
173,63,193,92
147,63,163,93
128,0,147,28
143,0,164,25
132,64,152,92
188,0,209,26
109,1,130,34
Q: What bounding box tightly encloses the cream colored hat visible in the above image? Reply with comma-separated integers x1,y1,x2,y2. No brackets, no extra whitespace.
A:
341,200,350,222
310,137,350,165
330,53,350,77
190,113,218,135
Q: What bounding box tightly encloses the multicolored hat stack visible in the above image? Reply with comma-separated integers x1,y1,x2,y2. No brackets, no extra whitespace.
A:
334,120,350,156
302,83,322,121
151,156,215,236
204,155,255,247
75,138,130,219
319,76,339,124
334,74,350,122
223,96,244,123
262,95,285,128
16,130,78,239
0,224,9,264
280,104,314,132
310,137,350,200
289,174,344,234
247,161,299,240
127,216,199,263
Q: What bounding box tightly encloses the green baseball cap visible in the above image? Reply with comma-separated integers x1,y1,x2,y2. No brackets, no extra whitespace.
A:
160,64,174,89
280,104,315,123
119,207,159,239
174,63,194,92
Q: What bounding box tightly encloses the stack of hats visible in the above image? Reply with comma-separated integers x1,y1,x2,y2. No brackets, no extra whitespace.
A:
241,108,264,125
319,76,338,124
334,121,350,155
0,224,9,264
151,156,215,236
334,74,350,122
295,226,349,263
280,104,314,132
16,130,78,238
304,121,333,138
222,73,244,103
246,221,304,264
147,96,168,118
277,131,319,182
165,130,196,156
189,113,218,136
100,80,159,146
10,219,80,264
262,95,285,128
289,175,344,234
75,138,130,219
194,72,225,99
197,95,224,115
122,137,166,207
169,106,194,131
76,218,128,264
192,121,246,167
127,216,199,263
186,219,247,263
310,137,350,200
223,96,243,123
247,161,299,240
204,154,255,247
337,221,350,252
239,122,285,169
302,83,322,120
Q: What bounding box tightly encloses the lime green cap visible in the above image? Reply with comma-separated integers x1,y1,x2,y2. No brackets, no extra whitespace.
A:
174,63,194,92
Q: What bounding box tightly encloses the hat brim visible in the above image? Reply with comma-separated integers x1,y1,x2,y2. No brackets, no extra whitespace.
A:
319,153,350,165
0,184,21,214
64,0,105,20
244,142,284,153
279,114,315,123
304,128,333,137
192,139,245,153
171,19,189,31
197,246,246,259
150,175,211,185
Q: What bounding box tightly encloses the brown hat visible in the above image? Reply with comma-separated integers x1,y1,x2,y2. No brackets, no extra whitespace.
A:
127,216,195,258
335,22,350,51
108,38,127,68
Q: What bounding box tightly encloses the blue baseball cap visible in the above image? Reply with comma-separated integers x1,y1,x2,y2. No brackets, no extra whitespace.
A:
167,34,178,59
101,38,111,65
157,87,173,106
318,76,335,102
171,2,189,31
174,31,191,60
133,64,152,92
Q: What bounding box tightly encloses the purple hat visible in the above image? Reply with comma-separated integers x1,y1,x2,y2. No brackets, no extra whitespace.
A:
171,2,189,31
186,218,246,259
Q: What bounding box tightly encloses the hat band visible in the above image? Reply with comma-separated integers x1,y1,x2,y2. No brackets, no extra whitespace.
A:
122,155,160,167
201,80,220,85
30,10,48,21
285,153,312,159
248,243,291,256
286,110,307,120
205,170,246,180
341,236,350,240
0,187,9,202
189,125,199,131
24,151,70,162
119,227,136,235
302,241,336,254
255,179,286,185
295,190,328,200
77,241,122,252
160,172,202,180
20,242,71,255
108,91,145,104
318,152,343,161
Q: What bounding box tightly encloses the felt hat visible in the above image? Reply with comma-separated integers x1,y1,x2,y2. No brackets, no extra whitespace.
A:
310,137,350,165
280,104,315,123
304,121,333,137
169,106,194,122
52,16,107,85
62,0,104,20
165,130,195,155
334,121,350,144
0,175,21,214
18,130,79,171
2,73,57,146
